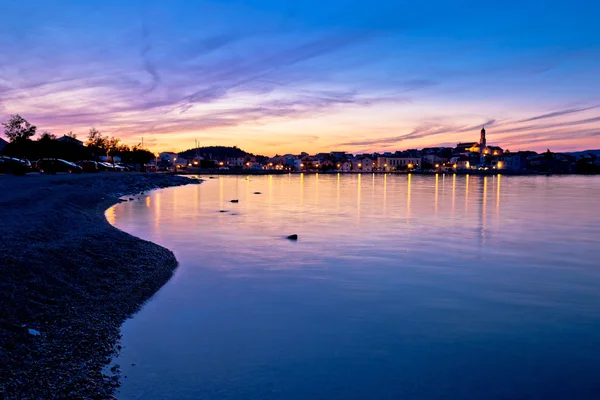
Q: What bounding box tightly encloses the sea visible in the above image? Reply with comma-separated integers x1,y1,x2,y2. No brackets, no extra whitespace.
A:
106,174,600,400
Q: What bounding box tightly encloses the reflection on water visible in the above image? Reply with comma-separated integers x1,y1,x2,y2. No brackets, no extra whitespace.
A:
109,174,600,400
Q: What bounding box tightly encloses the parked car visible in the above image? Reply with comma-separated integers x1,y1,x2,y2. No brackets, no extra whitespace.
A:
96,162,112,171
0,156,28,175
78,160,99,172
37,158,83,174
110,163,126,172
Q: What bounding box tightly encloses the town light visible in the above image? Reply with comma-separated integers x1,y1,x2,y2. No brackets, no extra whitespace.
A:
219,162,224,166
453,164,457,168
246,162,250,166
408,163,413,169
193,161,198,165
384,163,387,167
269,162,273,166
300,163,304,168
337,164,341,168
316,164,319,167
358,163,362,167
435,164,439,168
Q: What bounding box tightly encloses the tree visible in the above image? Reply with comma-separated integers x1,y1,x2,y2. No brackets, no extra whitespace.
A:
87,128,108,156
107,137,121,156
65,131,77,139
2,115,36,143
38,131,56,141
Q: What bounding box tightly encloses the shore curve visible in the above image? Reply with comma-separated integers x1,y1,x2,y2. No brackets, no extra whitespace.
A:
0,173,201,399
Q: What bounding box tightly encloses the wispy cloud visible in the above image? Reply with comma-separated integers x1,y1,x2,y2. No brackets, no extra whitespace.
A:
518,106,598,123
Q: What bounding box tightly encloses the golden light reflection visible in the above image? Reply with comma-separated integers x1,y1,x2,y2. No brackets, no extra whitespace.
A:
483,176,488,218
383,173,387,214
105,206,116,226
300,173,304,206
269,174,273,208
407,173,412,223
315,173,319,205
465,174,469,212
496,174,501,213
146,196,151,208
193,187,199,224
452,173,456,215
154,193,160,229
482,176,488,244
434,173,439,215
337,173,341,213
356,173,362,224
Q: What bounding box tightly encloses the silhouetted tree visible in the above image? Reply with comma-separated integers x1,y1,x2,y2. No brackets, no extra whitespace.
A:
65,131,77,139
86,128,108,157
39,131,56,141
2,115,36,143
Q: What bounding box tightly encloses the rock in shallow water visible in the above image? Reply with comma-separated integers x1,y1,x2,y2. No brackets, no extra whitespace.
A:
286,234,298,240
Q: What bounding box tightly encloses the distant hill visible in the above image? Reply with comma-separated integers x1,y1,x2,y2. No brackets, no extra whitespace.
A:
178,146,250,159
566,149,600,158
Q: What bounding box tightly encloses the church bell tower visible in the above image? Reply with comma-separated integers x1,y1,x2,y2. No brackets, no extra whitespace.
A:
479,126,486,152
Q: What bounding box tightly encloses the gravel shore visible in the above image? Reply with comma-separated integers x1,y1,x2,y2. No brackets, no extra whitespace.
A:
0,173,201,399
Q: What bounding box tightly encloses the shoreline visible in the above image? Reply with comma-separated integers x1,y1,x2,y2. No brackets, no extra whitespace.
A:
0,173,201,399
178,169,596,176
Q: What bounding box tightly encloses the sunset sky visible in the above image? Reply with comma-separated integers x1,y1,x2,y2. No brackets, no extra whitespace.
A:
1,0,599,155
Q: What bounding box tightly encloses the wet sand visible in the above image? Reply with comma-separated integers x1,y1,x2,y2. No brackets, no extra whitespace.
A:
0,173,201,399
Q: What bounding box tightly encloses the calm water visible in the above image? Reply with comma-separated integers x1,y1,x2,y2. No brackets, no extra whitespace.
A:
107,174,600,400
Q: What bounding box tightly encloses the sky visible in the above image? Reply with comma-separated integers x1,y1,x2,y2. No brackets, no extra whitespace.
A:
0,0,599,155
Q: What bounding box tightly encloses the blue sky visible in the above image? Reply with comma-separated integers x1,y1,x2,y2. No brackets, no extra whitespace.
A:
0,0,598,154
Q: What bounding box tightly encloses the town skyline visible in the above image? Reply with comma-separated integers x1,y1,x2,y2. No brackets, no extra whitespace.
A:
1,120,599,158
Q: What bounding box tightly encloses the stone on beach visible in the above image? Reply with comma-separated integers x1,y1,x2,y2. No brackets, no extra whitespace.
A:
287,234,298,240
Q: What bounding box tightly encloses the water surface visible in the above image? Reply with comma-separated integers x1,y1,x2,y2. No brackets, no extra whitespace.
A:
107,174,600,399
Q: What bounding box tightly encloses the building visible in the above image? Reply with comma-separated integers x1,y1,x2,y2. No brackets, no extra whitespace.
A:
227,157,244,167
453,156,471,170
376,157,421,171
423,154,445,167
0,137,7,151
57,135,84,147
330,151,347,159
353,157,374,171
455,142,479,154
158,152,179,164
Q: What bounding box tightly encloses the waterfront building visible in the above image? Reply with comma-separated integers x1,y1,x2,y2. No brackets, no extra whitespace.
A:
159,152,178,164
353,157,374,171
376,157,421,171
423,154,446,166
